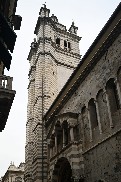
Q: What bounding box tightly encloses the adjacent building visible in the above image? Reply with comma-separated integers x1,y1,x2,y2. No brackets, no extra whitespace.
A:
2,162,24,182
0,0,22,131
25,3,121,182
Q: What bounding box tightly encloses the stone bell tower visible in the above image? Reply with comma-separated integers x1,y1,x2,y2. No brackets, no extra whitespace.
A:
25,4,81,182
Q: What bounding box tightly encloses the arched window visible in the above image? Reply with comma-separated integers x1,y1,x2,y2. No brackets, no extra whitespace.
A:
56,38,60,45
81,106,90,147
62,121,69,146
68,42,71,49
64,40,67,47
55,121,62,151
50,134,55,157
52,157,72,182
88,98,98,129
106,78,120,113
117,67,121,94
73,124,80,141
96,89,110,132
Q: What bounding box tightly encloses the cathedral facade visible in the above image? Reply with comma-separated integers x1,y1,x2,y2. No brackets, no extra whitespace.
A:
25,3,121,182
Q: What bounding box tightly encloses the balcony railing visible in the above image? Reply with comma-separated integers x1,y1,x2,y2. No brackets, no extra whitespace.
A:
0,75,13,90
0,75,15,132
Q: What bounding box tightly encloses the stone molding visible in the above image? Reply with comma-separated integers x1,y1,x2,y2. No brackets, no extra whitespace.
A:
28,37,81,64
34,16,81,41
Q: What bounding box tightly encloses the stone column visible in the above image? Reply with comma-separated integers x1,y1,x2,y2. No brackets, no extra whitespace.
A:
49,146,52,158
87,108,93,141
51,146,53,157
48,142,50,159
62,128,65,147
70,125,74,142
104,89,113,128
115,78,121,107
73,177,80,182
55,134,57,153
95,100,102,134
50,136,55,157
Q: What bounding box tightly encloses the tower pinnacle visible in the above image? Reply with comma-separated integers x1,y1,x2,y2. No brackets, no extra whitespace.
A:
39,3,50,17
69,21,78,34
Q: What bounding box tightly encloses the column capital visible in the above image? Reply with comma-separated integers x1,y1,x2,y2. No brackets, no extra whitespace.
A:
103,87,107,93
69,123,75,128
93,99,97,104
72,177,80,182
114,77,118,83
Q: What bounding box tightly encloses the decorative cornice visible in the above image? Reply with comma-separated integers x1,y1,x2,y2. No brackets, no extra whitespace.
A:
34,51,77,69
55,112,78,120
34,16,81,41
37,37,81,59
27,36,81,66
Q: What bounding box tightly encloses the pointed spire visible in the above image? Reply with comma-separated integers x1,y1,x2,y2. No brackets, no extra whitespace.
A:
39,3,50,17
72,21,74,26
43,2,46,8
51,14,58,22
31,38,37,49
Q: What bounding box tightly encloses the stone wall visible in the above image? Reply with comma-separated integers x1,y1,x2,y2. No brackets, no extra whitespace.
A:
84,132,121,182
54,31,121,181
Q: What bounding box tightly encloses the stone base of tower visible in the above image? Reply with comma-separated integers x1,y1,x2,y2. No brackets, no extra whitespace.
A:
32,157,47,182
30,124,48,182
25,142,33,182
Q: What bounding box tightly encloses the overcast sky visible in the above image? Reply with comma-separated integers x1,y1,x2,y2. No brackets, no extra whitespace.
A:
0,0,120,177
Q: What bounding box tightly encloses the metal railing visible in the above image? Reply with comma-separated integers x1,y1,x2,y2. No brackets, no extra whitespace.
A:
0,75,13,90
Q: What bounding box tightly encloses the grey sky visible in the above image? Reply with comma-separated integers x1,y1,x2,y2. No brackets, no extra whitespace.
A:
0,0,120,177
